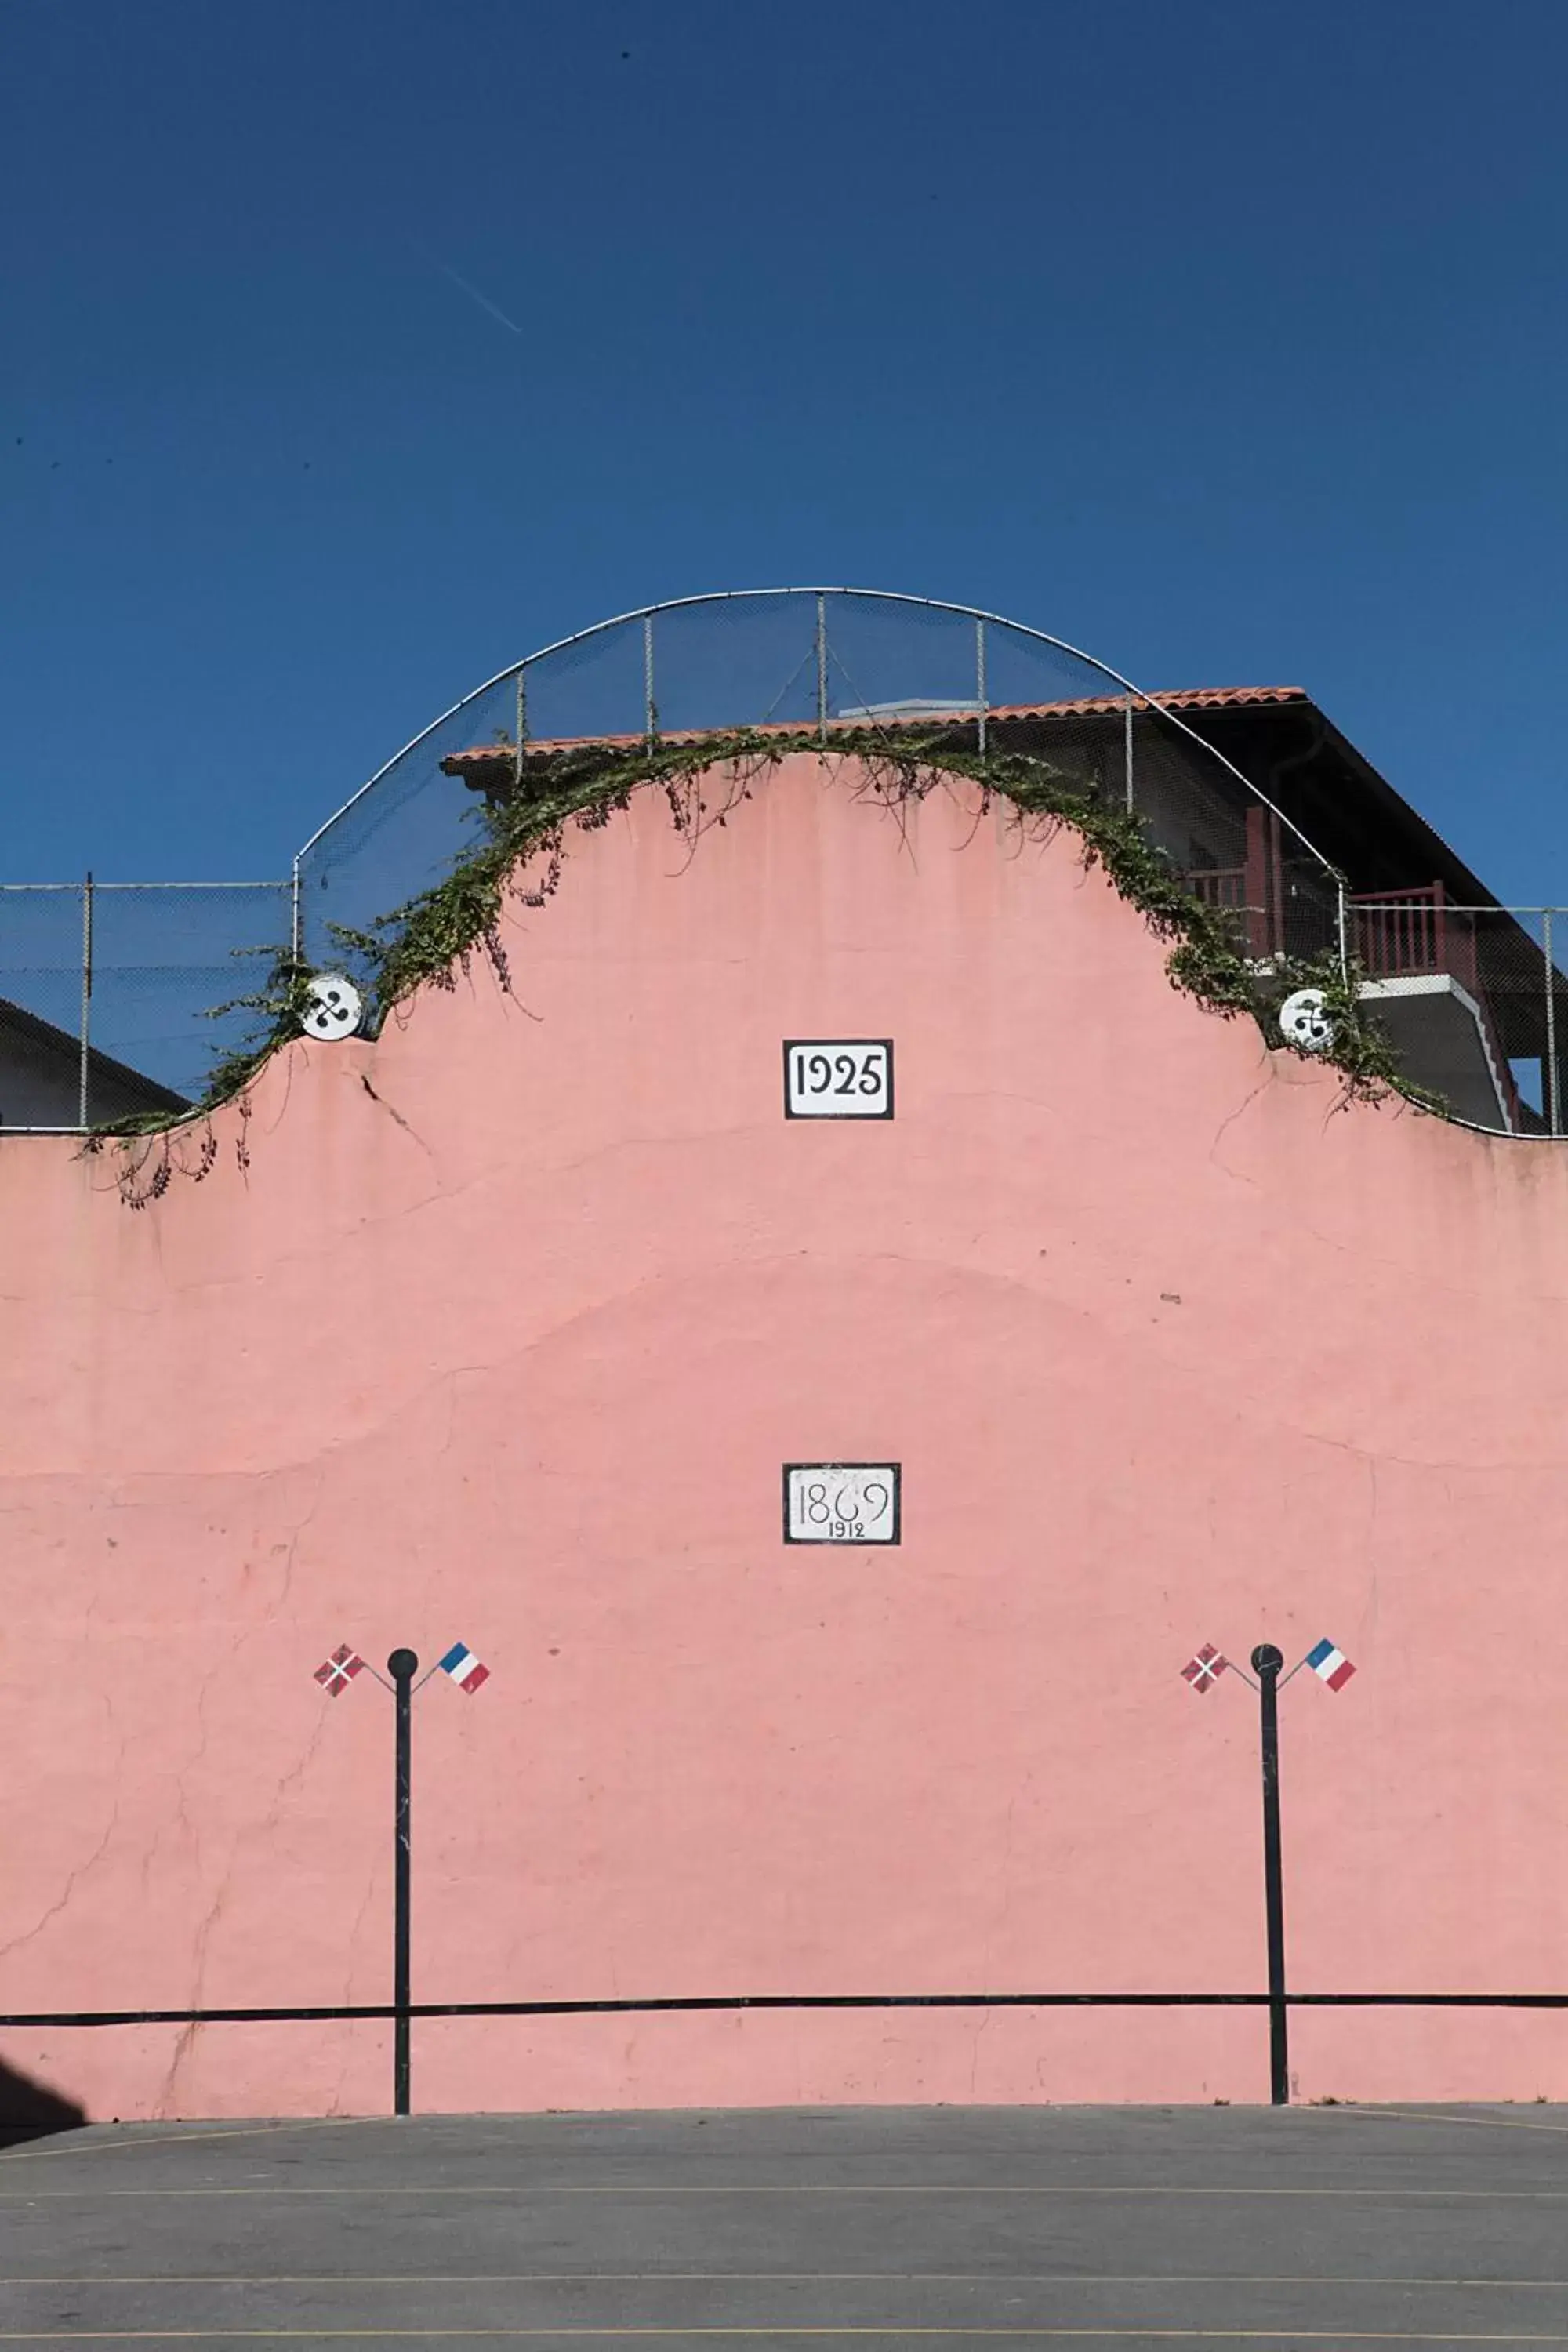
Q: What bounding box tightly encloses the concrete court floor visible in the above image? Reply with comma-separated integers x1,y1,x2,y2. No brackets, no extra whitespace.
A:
2,2103,1568,2346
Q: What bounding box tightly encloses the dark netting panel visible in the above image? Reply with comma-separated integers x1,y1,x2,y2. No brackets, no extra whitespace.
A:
1131,710,1251,875
11,601,1568,1141
1127,709,1339,967
293,597,1223,979
991,711,1127,797
978,619,1131,713
644,594,822,734
1348,901,1568,1137
822,596,982,720
299,676,517,972
87,884,292,1114
0,884,291,1130
1274,861,1342,966
0,886,83,1050
1457,906,1564,1136
285,593,1377,1109
522,619,644,746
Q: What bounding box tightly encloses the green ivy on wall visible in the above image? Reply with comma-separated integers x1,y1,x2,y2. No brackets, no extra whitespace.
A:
85,727,1438,1203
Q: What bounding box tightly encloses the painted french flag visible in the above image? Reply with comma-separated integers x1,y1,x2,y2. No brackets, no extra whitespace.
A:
1306,1636,1356,1691
438,1640,490,1695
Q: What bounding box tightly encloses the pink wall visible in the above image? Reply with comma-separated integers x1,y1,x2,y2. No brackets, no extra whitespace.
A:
4,750,1568,2119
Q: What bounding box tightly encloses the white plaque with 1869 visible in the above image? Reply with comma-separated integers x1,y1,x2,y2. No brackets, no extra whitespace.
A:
783,1040,893,1119
783,1463,901,1544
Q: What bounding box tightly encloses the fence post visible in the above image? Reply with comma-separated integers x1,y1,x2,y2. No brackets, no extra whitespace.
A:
78,873,94,1131
975,619,987,758
644,614,656,750
388,1647,418,2117
1251,1642,1290,2106
1545,911,1559,1138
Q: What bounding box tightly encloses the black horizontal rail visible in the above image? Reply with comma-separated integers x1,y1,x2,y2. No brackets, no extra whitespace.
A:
5,1990,1568,2030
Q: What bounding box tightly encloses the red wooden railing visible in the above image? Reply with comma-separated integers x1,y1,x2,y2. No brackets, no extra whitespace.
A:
1179,809,1303,959
1179,867,1528,1129
1182,874,1486,992
1183,867,1250,912
1349,884,1524,1128
1349,884,1479,994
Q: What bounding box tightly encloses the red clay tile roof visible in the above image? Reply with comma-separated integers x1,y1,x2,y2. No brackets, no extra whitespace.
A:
440,687,1308,775
1010,685,1308,716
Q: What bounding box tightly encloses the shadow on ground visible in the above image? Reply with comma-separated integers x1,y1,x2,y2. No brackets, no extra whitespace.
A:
0,2055,86,2150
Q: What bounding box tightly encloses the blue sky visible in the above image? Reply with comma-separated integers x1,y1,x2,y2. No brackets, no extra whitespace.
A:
5,0,1568,903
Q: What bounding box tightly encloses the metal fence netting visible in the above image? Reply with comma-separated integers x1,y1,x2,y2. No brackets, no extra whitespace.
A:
9,594,1568,1140
89,884,294,1113
296,678,518,980
1351,900,1568,1135
292,593,1333,987
0,883,290,1131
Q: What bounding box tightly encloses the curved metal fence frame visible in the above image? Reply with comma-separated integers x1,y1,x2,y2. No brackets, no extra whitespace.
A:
5,594,1568,1138
289,586,1345,967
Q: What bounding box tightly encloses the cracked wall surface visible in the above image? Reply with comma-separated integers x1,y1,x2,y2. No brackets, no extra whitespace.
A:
3,753,1568,2117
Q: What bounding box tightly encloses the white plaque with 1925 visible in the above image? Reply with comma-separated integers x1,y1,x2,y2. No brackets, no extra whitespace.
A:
783,1040,893,1118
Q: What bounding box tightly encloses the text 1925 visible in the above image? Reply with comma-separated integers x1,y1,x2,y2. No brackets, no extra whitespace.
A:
783,1040,893,1119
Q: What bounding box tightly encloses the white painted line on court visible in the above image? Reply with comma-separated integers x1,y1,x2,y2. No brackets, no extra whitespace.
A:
5,2181,1568,2201
0,2118,376,2165
4,2274,1568,2289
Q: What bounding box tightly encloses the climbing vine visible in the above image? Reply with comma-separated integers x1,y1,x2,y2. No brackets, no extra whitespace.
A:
83,722,1438,1196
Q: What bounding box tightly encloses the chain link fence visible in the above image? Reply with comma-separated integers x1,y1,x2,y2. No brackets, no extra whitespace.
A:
291,588,1342,977
1350,898,1568,1134
3,595,1564,1139
0,883,291,1131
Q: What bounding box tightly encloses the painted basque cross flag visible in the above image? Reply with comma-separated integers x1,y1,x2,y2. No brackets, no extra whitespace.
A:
314,1643,365,1697
438,1641,490,1695
1306,1636,1356,1691
1181,1642,1229,1694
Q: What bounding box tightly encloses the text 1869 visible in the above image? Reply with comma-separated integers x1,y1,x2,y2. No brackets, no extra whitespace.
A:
784,1464,901,1544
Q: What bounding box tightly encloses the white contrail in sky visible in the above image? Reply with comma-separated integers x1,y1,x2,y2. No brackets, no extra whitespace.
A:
434,260,522,336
